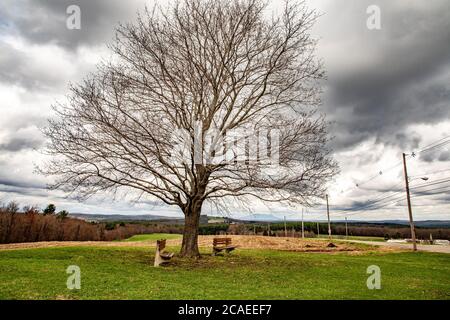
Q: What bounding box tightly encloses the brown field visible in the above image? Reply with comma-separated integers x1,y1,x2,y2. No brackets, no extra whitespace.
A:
0,235,395,253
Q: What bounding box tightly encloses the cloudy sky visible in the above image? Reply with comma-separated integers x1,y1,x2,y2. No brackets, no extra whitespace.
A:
0,0,449,221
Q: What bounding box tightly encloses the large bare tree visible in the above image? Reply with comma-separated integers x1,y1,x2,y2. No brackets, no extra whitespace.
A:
42,0,338,257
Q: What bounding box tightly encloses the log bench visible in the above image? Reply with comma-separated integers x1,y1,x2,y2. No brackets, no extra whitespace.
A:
212,237,237,256
154,239,174,267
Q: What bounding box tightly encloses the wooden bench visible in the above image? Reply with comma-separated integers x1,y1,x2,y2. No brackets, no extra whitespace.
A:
212,237,237,256
154,239,174,267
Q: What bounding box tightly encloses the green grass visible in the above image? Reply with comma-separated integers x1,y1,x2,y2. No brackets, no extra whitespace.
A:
122,233,182,242
0,246,448,300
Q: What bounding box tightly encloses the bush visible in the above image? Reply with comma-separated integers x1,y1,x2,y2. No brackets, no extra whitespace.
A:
105,222,116,231
57,210,69,219
43,204,56,215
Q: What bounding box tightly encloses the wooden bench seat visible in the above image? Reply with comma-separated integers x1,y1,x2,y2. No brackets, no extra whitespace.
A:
154,239,174,267
212,237,237,256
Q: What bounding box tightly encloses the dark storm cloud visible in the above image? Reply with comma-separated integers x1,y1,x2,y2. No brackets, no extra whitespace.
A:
321,0,450,151
0,0,145,50
0,0,149,90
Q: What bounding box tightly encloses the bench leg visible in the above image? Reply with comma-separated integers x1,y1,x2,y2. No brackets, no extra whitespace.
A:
154,253,163,267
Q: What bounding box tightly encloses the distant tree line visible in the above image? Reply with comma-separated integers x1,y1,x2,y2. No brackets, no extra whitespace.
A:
0,201,179,244
230,221,450,240
2,200,448,243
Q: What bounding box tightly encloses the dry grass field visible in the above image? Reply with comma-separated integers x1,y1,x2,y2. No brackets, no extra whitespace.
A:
0,235,390,253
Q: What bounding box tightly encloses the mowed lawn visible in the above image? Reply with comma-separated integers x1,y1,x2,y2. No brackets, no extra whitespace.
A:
0,242,449,300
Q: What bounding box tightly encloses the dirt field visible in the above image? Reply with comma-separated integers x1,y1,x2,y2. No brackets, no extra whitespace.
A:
0,235,393,253
194,235,392,252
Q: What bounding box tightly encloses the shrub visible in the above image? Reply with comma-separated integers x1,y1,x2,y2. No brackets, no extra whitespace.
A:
57,210,69,219
43,204,56,215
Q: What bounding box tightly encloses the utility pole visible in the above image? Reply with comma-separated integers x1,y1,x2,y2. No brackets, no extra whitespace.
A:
284,216,287,237
402,153,417,251
301,208,305,239
317,222,320,237
326,194,331,240
345,216,348,239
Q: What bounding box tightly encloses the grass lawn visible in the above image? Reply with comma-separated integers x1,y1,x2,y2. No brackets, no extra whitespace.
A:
122,233,182,242
0,245,449,300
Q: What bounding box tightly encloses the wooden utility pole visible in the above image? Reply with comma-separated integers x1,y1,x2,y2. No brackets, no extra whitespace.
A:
284,216,287,237
326,194,331,240
301,208,305,239
317,222,320,237
402,153,417,251
345,216,348,239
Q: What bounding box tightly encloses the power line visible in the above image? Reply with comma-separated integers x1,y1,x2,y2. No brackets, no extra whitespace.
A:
353,160,404,189
336,185,450,217
419,141,450,155
410,177,450,190
348,181,450,214
408,188,450,201
409,168,450,178
328,135,450,219
411,185,450,195
359,180,405,203
415,135,450,154
336,185,409,213
345,136,450,193
331,178,450,217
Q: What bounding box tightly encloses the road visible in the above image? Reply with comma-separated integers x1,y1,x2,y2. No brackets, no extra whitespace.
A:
341,239,450,254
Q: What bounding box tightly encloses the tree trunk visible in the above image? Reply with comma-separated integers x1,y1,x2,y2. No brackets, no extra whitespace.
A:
180,202,202,258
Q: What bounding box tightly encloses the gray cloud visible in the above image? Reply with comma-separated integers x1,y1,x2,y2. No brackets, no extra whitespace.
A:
0,42,64,90
438,151,450,162
0,136,43,152
0,0,449,218
421,149,450,163
0,0,146,50
0,178,46,190
0,0,147,91
3,0,448,143
319,0,450,151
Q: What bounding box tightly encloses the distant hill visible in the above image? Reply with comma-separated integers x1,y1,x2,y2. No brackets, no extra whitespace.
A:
68,213,450,228
69,213,183,222
380,220,450,228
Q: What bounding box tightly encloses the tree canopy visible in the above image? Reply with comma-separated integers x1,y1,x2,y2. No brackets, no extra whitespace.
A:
41,0,338,256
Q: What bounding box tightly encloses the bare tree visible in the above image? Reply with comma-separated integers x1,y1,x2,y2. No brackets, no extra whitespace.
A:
41,0,338,257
